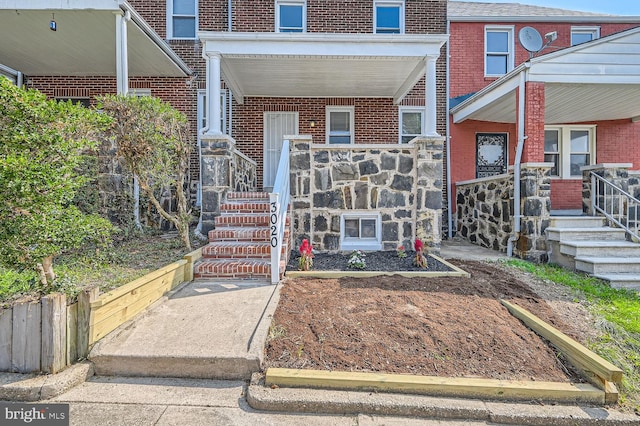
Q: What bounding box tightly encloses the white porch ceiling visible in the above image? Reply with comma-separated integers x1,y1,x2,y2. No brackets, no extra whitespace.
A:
0,2,189,77
200,32,448,103
451,27,640,125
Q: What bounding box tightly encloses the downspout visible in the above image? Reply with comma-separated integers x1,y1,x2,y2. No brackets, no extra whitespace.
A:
507,66,529,257
445,18,453,239
227,0,233,138
16,72,23,88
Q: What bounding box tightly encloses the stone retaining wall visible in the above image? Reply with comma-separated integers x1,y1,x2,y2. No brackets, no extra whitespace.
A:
289,136,444,252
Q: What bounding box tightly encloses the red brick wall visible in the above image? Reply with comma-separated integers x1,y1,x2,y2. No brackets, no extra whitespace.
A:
449,21,640,98
233,97,406,187
522,81,545,163
550,180,582,210
595,119,640,168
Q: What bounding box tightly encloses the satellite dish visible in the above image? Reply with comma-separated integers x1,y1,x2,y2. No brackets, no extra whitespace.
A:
518,26,544,55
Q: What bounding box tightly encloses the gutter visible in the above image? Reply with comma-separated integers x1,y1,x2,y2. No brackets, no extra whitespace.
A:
506,66,529,257
449,16,640,24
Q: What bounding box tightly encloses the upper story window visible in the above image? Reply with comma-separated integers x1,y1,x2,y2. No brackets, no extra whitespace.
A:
276,0,306,32
374,0,404,34
571,26,600,46
544,126,596,179
399,108,424,144
485,26,514,77
167,0,197,39
326,106,354,144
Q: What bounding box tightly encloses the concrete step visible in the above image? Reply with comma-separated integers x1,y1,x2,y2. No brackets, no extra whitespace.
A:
548,216,605,228
195,258,271,279
560,240,640,258
215,213,271,227
593,273,640,291
575,257,640,274
202,241,271,259
545,227,627,242
89,280,279,380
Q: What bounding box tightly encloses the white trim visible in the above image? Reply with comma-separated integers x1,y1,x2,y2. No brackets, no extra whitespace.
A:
340,212,382,251
167,0,198,40
326,106,355,144
571,26,600,46
129,88,152,97
374,0,405,34
398,107,425,144
275,0,307,33
544,125,596,179
484,25,514,77
449,16,640,24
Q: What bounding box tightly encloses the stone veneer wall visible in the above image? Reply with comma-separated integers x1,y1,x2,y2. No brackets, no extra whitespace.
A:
456,163,551,262
456,174,513,251
582,164,634,215
200,134,257,233
288,135,444,253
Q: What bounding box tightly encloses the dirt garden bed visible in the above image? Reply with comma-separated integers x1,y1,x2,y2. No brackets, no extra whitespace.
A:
266,259,587,383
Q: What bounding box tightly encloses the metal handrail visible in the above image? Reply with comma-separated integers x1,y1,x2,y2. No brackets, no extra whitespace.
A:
269,140,291,284
590,172,640,242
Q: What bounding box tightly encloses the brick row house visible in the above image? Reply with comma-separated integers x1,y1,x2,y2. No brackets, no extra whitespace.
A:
448,2,640,269
2,1,639,279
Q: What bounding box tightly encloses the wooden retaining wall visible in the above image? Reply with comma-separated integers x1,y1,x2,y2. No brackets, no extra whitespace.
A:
0,248,202,374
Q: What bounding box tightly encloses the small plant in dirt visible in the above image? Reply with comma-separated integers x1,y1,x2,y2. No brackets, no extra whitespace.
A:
298,239,314,271
396,245,407,258
413,239,428,268
348,250,366,270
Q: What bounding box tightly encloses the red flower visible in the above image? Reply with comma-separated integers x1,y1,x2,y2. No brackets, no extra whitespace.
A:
299,239,313,256
414,239,423,252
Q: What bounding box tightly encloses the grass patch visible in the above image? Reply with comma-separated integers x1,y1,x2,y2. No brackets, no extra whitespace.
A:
0,232,205,305
506,259,640,413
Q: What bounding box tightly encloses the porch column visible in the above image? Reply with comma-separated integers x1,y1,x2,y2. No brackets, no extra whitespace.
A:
425,56,439,137
522,82,545,163
114,11,130,95
205,52,222,135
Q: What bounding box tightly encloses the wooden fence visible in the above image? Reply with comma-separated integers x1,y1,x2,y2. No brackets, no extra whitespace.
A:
0,248,202,374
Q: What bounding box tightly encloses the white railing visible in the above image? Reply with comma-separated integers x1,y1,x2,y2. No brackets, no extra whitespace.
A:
269,140,291,284
591,172,640,242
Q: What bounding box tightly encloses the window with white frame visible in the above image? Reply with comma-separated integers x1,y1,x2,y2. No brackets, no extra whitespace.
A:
374,0,404,34
571,26,600,46
399,108,424,144
340,213,382,250
485,26,514,77
197,90,227,136
167,0,197,39
275,0,306,32
326,106,354,144
544,126,595,179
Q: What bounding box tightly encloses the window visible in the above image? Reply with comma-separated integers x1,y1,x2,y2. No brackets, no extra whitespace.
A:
485,26,514,76
571,26,600,46
326,107,354,144
340,213,382,250
197,90,227,136
167,0,197,39
275,0,306,32
399,108,424,144
374,0,404,34
544,126,595,179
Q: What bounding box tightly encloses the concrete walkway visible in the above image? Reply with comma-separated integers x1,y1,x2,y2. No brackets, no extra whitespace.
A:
440,237,509,262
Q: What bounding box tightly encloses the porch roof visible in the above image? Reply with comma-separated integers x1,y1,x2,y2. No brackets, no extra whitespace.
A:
451,26,640,125
198,32,448,104
0,0,190,77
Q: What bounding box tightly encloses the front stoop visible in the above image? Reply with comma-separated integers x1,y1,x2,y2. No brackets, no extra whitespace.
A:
546,216,640,291
194,192,291,281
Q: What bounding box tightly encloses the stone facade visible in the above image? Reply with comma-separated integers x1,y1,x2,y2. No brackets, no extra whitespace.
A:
288,135,444,253
456,174,513,252
199,134,257,233
456,163,551,262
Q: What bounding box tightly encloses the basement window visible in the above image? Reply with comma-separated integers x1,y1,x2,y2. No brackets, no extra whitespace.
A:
340,213,382,251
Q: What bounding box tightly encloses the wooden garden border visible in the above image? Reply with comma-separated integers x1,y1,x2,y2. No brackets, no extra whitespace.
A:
0,248,202,374
264,301,623,405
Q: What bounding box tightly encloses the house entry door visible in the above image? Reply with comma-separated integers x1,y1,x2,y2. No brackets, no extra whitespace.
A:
476,133,508,178
263,112,298,191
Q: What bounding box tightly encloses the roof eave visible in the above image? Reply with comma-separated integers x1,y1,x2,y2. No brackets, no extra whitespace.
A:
448,16,640,24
